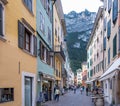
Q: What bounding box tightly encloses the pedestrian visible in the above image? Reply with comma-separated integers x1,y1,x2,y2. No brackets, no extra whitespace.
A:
55,87,60,102
73,86,76,94
86,87,88,96
80,87,83,94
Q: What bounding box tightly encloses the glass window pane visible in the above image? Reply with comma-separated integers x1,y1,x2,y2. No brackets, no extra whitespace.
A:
25,77,32,106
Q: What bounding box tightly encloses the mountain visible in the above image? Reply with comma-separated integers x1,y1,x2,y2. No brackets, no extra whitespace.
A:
65,9,96,74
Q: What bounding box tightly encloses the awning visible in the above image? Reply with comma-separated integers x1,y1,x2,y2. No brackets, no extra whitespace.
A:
38,72,55,81
100,58,120,81
85,77,100,84
85,80,92,84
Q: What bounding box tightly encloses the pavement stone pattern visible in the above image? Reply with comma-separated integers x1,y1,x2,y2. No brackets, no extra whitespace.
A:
42,89,94,106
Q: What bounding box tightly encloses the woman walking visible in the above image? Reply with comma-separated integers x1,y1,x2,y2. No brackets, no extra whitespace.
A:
80,87,83,94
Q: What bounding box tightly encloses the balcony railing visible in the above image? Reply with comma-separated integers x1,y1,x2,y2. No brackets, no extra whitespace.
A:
54,45,65,60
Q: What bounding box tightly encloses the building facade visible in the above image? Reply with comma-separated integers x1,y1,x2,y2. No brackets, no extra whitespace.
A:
86,7,104,89
81,62,87,87
76,69,82,85
100,0,120,105
36,0,55,102
0,0,37,106
53,0,66,88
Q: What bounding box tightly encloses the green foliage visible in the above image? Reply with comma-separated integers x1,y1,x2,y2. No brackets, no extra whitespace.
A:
66,31,89,73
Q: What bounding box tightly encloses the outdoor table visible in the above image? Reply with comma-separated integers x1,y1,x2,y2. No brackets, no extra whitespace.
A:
91,94,108,106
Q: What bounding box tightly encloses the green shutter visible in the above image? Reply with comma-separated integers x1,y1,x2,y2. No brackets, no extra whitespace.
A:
18,20,25,49
113,35,117,57
0,4,3,36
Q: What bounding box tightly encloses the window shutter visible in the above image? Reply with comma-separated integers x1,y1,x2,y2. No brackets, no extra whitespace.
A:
107,20,111,39
104,37,106,50
18,20,25,49
119,28,120,51
0,4,3,36
33,36,37,56
108,0,112,13
108,48,110,64
104,18,106,31
113,0,118,24
113,35,117,57
39,40,42,60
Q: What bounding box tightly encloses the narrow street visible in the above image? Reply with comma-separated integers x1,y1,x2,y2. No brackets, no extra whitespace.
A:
43,89,93,106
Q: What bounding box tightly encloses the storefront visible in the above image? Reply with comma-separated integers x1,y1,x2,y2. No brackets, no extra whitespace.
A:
37,72,55,104
100,58,120,105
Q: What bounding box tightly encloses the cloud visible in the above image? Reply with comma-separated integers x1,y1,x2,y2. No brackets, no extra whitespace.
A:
61,0,103,14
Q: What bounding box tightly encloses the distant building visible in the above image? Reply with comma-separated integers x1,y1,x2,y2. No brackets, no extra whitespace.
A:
76,69,82,85
86,7,104,89
81,62,87,87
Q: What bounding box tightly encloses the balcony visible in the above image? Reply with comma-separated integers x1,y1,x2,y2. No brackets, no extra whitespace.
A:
54,45,65,61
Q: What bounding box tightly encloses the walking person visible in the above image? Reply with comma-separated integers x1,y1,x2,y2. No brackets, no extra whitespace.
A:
86,87,88,96
73,86,76,94
80,87,83,94
55,87,60,102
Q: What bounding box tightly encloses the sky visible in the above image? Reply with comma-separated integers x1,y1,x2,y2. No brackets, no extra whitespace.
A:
61,0,103,14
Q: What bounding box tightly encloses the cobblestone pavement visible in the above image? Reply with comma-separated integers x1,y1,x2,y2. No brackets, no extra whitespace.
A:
42,89,93,106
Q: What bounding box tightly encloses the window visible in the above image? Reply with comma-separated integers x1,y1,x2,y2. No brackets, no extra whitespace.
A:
104,0,107,10
0,88,14,103
104,37,106,50
40,12,45,34
25,29,31,52
108,48,110,65
59,71,60,78
48,27,51,45
112,0,118,24
104,18,106,31
113,34,117,57
39,41,52,66
25,77,32,106
23,0,32,12
107,20,111,39
18,21,37,56
108,0,112,13
55,19,57,36
0,3,4,36
90,70,93,77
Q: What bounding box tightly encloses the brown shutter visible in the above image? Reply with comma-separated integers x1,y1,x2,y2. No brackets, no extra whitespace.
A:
0,4,3,36
33,35,37,56
18,20,25,49
40,41,43,60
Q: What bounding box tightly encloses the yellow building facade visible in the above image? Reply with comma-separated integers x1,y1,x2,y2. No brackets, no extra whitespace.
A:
0,0,37,106
53,0,66,86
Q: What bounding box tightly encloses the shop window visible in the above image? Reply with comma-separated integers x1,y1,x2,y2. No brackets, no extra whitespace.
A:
25,77,32,106
0,88,14,103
